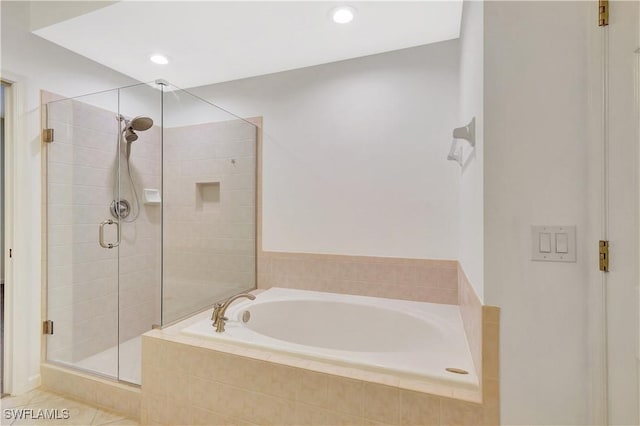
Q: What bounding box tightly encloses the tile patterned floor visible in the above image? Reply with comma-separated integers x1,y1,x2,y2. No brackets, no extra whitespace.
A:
1,389,138,425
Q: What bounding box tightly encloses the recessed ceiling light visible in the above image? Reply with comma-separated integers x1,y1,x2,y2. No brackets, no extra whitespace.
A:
150,54,169,65
331,6,355,24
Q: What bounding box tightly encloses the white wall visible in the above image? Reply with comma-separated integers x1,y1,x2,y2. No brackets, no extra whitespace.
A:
484,2,591,424
1,0,136,394
189,42,461,260
457,0,484,301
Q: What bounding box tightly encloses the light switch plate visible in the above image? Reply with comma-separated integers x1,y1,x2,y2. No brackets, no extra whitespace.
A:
531,225,576,262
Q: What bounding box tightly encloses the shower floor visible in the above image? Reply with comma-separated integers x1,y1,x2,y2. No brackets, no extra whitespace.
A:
76,336,142,384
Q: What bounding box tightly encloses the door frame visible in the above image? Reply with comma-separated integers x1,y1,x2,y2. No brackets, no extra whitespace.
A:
2,77,16,395
587,1,640,424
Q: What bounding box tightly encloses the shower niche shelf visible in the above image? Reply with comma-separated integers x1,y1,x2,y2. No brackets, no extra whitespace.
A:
196,181,221,212
143,188,161,205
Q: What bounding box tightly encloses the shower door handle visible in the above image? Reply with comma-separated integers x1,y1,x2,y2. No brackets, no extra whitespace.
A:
99,219,120,249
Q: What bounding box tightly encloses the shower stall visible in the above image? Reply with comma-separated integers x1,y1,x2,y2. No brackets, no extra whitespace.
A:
43,81,257,385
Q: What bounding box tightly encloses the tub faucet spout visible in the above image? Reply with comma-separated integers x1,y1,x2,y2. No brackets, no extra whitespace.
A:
212,293,256,333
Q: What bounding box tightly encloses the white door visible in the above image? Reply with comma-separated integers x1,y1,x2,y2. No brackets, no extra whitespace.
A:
604,1,640,424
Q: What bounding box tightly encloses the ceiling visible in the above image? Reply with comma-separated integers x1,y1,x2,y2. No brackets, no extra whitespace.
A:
33,1,463,89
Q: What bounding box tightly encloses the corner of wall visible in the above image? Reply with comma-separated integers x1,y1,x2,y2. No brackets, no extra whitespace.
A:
457,0,484,303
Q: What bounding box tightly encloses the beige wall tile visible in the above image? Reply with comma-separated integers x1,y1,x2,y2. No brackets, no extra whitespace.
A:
440,398,483,426
162,399,195,426
295,402,333,426
325,410,367,426
483,306,500,324
140,407,150,425
146,394,169,425
362,382,400,425
399,389,440,426
258,253,458,303
94,382,141,420
482,378,500,426
295,403,366,426
297,370,329,407
141,365,165,396
362,419,391,426
189,376,219,412
41,364,141,421
326,375,364,417
246,391,296,425
457,264,483,380
254,361,301,400
191,407,227,425
482,320,499,380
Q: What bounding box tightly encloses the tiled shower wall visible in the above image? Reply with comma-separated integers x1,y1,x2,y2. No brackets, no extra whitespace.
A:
163,120,256,323
46,98,161,365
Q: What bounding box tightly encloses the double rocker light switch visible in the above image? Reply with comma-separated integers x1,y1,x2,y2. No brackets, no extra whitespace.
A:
556,233,569,253
531,226,576,262
539,233,552,253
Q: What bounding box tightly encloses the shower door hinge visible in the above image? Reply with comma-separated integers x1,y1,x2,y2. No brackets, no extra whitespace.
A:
599,240,609,272
42,320,54,335
42,128,54,143
598,0,609,27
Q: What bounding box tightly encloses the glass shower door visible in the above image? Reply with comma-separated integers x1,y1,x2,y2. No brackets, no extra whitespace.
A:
45,90,121,379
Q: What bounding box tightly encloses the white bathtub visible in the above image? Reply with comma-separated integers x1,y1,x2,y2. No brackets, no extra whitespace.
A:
182,287,478,390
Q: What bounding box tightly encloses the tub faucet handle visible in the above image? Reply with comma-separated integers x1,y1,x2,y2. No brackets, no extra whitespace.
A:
211,302,224,326
215,316,228,333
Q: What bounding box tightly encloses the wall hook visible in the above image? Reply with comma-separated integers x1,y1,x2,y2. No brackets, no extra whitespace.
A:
452,117,475,147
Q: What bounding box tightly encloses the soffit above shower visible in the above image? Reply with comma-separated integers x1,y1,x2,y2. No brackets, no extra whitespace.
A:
32,1,463,89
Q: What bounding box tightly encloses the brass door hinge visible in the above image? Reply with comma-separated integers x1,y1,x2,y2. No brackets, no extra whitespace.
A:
599,240,609,272
599,0,609,27
42,128,54,143
42,320,54,335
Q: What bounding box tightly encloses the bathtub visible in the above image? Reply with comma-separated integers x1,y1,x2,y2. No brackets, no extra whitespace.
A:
181,287,478,390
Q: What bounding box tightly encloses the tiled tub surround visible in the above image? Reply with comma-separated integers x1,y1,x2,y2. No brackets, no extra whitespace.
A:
458,265,483,386
257,253,458,305
182,288,479,390
163,120,257,323
140,284,500,425
45,96,161,375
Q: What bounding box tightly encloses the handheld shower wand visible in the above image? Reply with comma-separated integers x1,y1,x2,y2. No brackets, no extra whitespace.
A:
111,114,154,221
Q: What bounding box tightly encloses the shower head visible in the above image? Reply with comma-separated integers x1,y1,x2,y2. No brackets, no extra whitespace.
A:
118,115,153,144
123,128,139,143
129,116,153,131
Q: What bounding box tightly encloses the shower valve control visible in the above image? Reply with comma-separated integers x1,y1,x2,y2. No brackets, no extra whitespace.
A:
531,226,576,263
